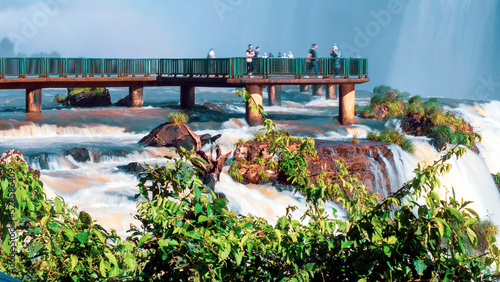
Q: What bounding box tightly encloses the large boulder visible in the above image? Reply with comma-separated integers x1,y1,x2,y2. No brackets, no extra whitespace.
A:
57,88,112,107
139,123,197,151
233,140,395,196
140,122,230,189
66,147,91,162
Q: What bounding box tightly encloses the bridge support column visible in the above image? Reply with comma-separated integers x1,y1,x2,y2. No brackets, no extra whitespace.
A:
299,85,310,93
326,85,337,100
339,84,355,125
129,86,144,107
180,85,195,109
267,85,281,106
312,85,323,96
26,88,42,113
245,85,263,126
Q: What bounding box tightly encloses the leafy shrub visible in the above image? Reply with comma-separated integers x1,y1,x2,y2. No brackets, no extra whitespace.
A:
367,129,415,153
408,95,423,105
255,156,266,166
430,124,453,141
168,112,189,127
370,94,385,106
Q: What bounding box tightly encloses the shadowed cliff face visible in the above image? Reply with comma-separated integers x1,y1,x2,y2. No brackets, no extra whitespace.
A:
232,140,395,197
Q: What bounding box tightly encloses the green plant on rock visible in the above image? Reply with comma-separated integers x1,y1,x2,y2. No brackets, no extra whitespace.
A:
255,156,266,166
228,161,244,183
266,159,278,169
430,124,453,141
367,129,415,153
168,112,189,128
258,169,270,182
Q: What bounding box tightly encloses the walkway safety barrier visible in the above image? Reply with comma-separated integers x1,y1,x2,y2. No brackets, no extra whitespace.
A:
0,57,368,79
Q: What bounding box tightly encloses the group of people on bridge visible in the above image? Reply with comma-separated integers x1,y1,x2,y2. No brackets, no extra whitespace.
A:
205,43,344,77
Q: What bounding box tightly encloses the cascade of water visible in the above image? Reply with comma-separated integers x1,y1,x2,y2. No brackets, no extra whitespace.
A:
389,0,498,98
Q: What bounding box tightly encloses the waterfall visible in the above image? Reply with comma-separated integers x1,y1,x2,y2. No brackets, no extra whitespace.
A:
390,140,500,232
389,0,498,98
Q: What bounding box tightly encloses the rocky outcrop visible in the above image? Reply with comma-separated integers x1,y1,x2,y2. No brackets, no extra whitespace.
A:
118,162,146,176
140,122,229,189
66,147,91,162
57,88,112,107
233,140,395,196
139,123,221,151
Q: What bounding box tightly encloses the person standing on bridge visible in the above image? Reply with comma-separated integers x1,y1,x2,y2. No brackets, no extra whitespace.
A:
305,43,320,78
330,44,341,76
246,44,255,76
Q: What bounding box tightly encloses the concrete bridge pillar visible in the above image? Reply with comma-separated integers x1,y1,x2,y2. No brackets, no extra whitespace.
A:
339,84,355,125
267,85,281,106
326,84,337,100
312,85,323,96
26,88,42,113
245,85,263,126
129,86,144,107
180,85,195,109
299,85,310,93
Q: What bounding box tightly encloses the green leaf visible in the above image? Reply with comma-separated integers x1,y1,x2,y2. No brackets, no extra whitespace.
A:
93,230,106,244
194,203,203,214
341,240,353,249
40,215,49,227
138,234,152,248
104,250,118,267
124,253,137,270
198,215,210,223
54,197,63,213
219,241,231,261
413,259,426,275
70,254,78,270
63,228,76,241
99,259,107,278
159,238,179,247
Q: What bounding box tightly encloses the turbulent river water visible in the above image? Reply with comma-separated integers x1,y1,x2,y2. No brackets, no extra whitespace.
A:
1,86,500,237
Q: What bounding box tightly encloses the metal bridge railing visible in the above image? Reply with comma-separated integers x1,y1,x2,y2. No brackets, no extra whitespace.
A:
0,57,368,79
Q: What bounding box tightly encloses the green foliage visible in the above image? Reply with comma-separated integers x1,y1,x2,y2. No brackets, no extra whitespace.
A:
0,157,137,281
367,129,415,153
408,95,423,105
370,94,385,105
266,159,278,169
495,173,500,185
258,169,270,182
228,161,244,183
430,124,453,141
168,112,189,128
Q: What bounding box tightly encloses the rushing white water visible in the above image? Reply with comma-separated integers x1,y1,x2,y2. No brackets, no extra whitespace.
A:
453,101,500,174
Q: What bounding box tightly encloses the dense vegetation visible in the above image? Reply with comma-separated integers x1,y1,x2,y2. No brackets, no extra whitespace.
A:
0,90,498,281
361,85,479,151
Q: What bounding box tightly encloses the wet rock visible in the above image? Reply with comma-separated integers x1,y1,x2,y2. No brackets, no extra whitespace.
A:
232,140,395,196
58,88,112,107
141,122,231,187
139,123,197,151
430,138,447,152
66,147,90,162
118,162,146,175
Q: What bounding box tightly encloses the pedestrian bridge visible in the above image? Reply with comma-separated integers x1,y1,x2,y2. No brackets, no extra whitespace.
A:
0,57,369,125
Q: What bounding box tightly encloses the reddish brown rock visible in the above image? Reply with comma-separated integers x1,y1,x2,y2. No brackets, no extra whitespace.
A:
140,122,230,189
233,140,395,196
